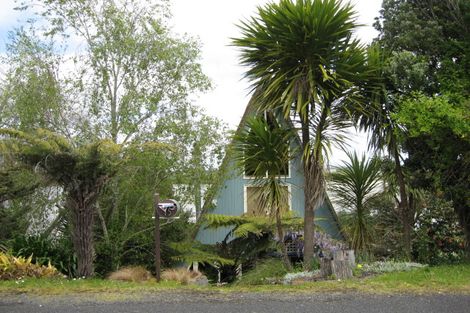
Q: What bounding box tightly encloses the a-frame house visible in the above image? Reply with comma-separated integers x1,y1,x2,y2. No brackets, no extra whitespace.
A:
196,98,344,245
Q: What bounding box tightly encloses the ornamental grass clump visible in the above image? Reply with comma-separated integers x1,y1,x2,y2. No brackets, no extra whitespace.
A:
0,252,62,280
361,261,427,274
161,268,203,285
107,266,153,282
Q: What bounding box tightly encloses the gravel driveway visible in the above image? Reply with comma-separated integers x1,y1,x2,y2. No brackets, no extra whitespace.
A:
1,291,469,313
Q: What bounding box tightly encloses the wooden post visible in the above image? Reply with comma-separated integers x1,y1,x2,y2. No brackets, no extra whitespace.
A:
154,193,161,282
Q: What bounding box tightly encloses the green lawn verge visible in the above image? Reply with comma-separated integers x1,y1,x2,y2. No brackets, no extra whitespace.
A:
235,264,470,294
1,264,469,296
0,278,192,295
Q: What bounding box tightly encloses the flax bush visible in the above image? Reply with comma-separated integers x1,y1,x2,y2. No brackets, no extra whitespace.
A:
0,251,62,280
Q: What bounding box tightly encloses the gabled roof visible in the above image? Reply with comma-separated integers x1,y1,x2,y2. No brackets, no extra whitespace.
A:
192,93,345,241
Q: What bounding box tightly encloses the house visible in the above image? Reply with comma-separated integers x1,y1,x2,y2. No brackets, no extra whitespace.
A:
196,99,344,246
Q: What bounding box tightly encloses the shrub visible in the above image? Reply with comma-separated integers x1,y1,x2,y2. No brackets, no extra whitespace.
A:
9,234,78,277
412,194,465,265
236,258,288,286
107,266,153,282
161,268,202,285
0,251,62,280
94,211,194,278
202,232,276,284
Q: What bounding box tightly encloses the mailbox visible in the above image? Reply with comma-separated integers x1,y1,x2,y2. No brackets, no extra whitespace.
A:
156,199,179,217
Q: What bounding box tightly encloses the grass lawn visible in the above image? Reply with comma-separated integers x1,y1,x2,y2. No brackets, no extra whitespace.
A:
1,264,469,296
237,264,470,294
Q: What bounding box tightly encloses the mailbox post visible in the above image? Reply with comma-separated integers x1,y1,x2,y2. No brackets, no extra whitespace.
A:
154,194,179,282
154,193,161,282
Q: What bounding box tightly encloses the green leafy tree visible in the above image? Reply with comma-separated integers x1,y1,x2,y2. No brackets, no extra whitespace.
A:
19,0,210,143
413,192,465,265
92,105,227,274
395,94,470,258
93,141,176,274
232,116,295,270
356,46,431,259
0,29,74,136
329,152,382,256
0,129,123,277
0,168,40,204
232,0,369,269
153,104,228,220
373,0,470,257
1,0,228,275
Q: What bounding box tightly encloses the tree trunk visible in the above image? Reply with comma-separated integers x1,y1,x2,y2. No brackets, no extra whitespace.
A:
464,223,470,261
392,140,412,260
67,184,99,278
402,220,412,259
456,206,470,260
194,182,202,221
303,156,324,270
276,211,292,271
302,105,327,271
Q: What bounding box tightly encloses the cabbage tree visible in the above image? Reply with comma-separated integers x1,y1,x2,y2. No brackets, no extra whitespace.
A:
233,0,370,269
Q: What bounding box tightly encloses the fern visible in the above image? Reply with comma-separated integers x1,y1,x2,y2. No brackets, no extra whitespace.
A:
169,241,234,266
234,222,264,238
203,214,249,228
204,212,323,240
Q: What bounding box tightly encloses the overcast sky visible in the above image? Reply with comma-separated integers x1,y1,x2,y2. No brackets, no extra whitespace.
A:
170,0,382,127
0,0,383,164
173,0,383,165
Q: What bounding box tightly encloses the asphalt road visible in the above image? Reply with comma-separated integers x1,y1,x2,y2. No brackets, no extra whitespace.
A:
1,291,470,313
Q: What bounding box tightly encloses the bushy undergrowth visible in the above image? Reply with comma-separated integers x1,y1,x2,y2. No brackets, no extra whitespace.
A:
0,252,62,280
360,261,427,274
412,195,465,265
94,212,193,277
235,258,288,286
9,235,77,277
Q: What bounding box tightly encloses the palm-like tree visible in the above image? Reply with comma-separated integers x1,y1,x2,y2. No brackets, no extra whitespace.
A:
232,116,294,270
329,152,382,256
356,45,416,259
233,0,370,269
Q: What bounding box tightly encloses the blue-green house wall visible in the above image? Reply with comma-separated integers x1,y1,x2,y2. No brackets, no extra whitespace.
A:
196,148,343,244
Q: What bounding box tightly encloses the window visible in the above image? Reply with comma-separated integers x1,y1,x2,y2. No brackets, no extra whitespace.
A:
244,185,291,216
